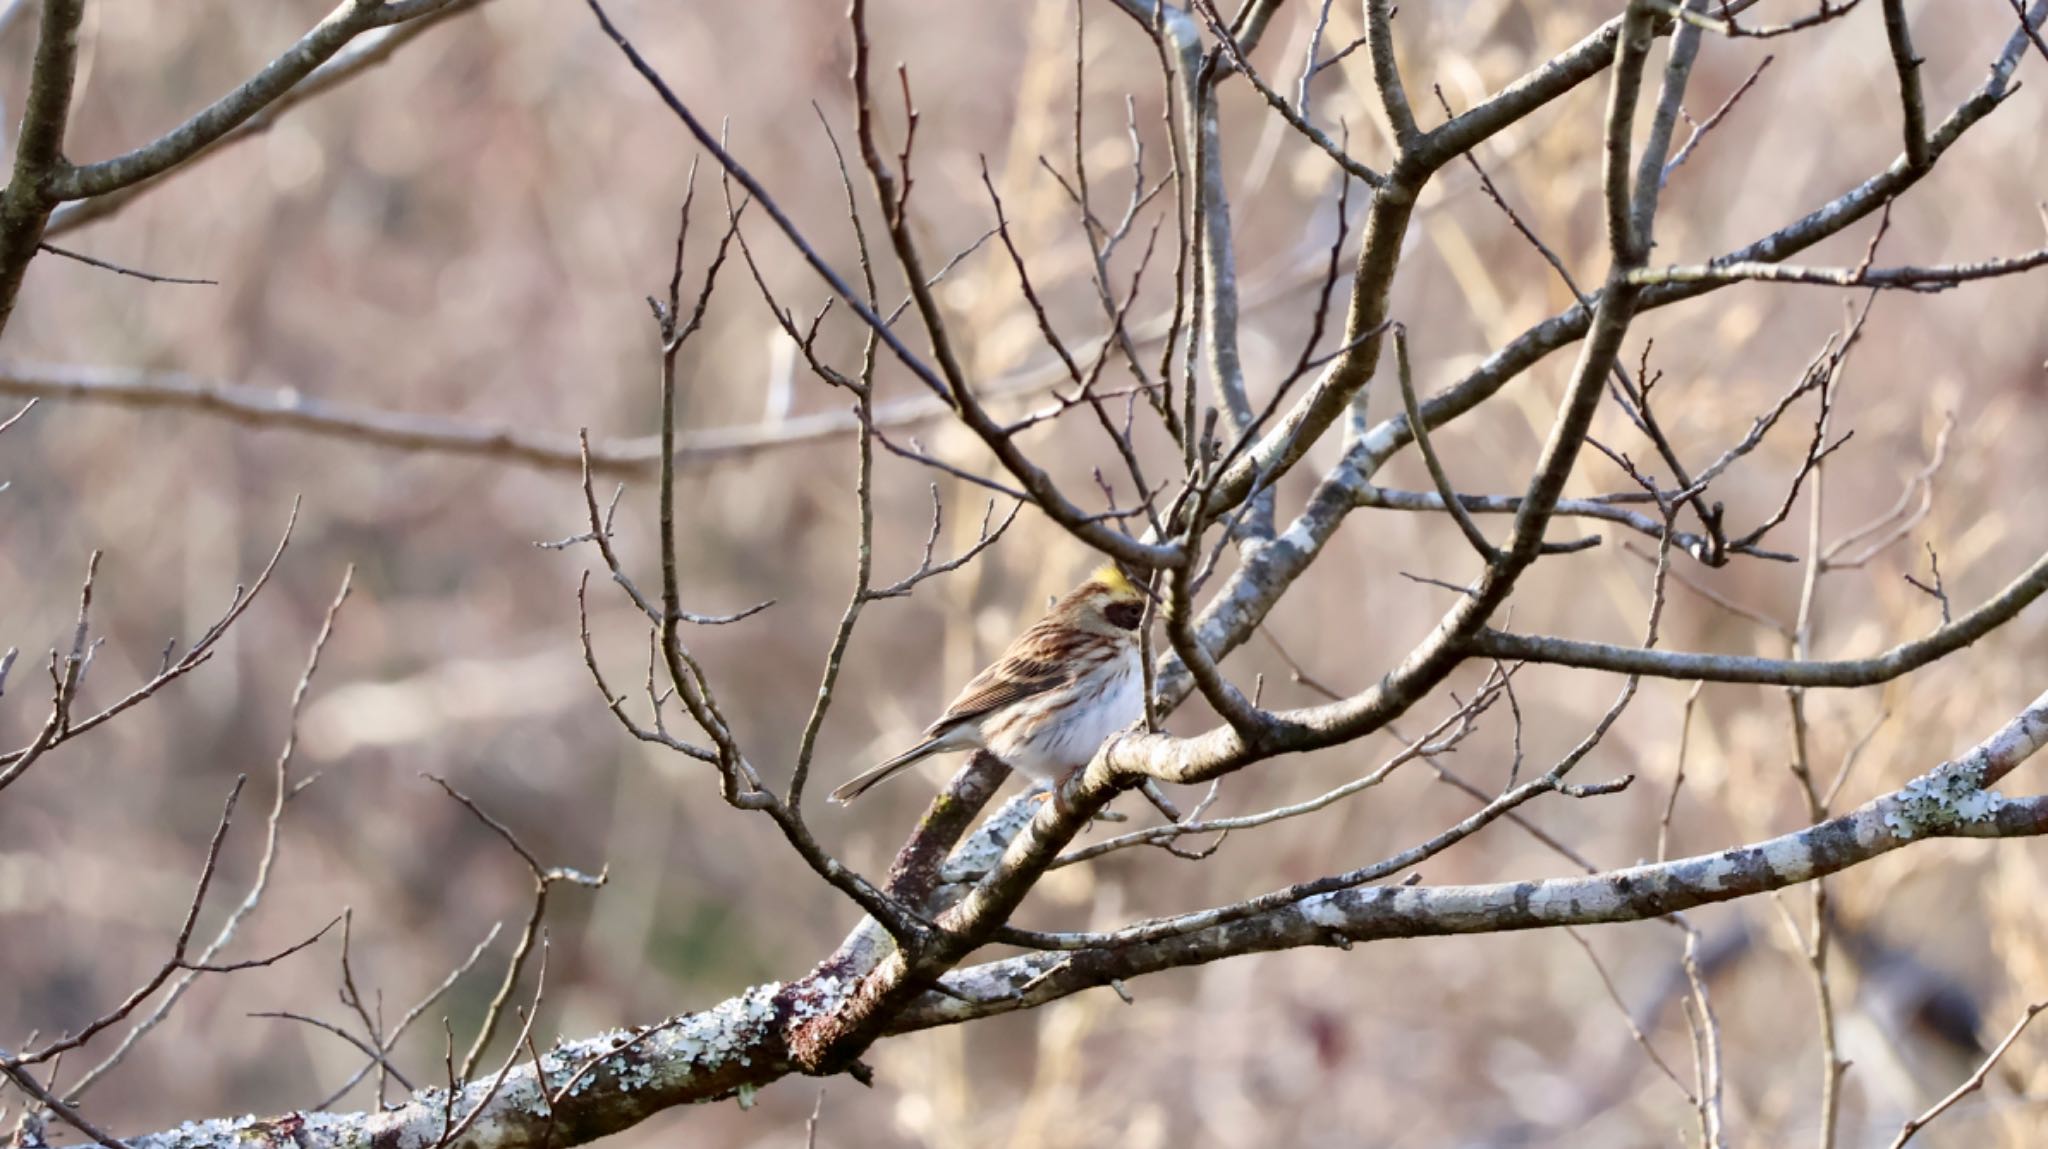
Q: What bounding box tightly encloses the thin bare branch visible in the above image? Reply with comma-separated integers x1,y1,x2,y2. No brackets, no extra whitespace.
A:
34,243,217,286
63,558,339,1100
1889,1000,2047,1148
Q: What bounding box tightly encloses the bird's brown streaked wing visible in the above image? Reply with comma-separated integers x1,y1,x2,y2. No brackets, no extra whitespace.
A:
932,656,1063,728
930,626,1077,730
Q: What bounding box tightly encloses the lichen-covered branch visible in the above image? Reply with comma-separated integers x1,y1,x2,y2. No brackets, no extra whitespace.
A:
59,689,2048,1149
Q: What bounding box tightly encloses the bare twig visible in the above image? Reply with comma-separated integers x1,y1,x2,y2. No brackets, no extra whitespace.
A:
1049,678,1508,869
250,1012,417,1094
0,1062,128,1149
1564,928,1699,1104
1661,55,1774,183
1392,324,1496,562
312,921,504,1110
63,555,341,1100
1903,542,1951,625
1822,413,1952,569
1888,1000,2046,1147
0,503,302,783
424,776,604,1080
35,242,217,286
11,778,250,1070
1659,681,1705,860
438,941,550,1149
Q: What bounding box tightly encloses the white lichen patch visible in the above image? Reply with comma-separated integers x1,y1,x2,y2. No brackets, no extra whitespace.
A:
1759,833,1818,879
1883,759,2006,839
131,1116,256,1149
943,800,1041,880
784,974,849,1022
1298,891,1360,932
629,981,785,1082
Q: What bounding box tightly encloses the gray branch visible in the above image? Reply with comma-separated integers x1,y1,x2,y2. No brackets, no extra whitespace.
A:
62,690,2048,1149
1469,547,2048,684
50,0,464,202
0,361,1039,475
45,0,496,237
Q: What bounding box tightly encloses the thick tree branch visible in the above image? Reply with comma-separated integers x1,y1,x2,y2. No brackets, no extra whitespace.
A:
0,0,86,335
1631,246,2048,291
912,764,2048,1025
62,689,2048,1149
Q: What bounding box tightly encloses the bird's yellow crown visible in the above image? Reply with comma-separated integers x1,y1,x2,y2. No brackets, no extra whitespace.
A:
1091,563,1142,600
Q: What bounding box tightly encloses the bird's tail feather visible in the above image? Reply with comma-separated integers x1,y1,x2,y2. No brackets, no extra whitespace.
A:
828,738,944,805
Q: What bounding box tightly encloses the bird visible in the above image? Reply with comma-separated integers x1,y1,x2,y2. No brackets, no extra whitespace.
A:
828,564,1149,805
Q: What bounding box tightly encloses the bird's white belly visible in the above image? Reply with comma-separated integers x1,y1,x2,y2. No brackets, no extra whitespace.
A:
991,651,1143,780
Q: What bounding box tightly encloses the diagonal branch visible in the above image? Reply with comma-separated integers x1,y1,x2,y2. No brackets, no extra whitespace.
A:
1880,0,1931,171
45,0,496,237
1469,546,2048,684
51,0,467,202
915,687,2048,1022
71,690,2048,1149
581,0,1182,570
1631,245,2048,291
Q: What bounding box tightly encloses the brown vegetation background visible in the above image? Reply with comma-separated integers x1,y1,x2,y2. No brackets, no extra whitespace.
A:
2,1,2045,1145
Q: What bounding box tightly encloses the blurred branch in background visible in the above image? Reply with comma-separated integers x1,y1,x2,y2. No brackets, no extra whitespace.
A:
0,357,1078,475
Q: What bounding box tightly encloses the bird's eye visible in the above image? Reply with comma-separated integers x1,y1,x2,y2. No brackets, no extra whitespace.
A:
1104,601,1145,630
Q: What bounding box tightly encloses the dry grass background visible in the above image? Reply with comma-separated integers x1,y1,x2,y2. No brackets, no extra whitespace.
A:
1,1,2045,1145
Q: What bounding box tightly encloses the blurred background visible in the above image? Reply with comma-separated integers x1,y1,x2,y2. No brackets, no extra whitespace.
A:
1,0,2045,1145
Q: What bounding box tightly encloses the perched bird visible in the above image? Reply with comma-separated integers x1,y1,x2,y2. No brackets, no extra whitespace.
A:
829,564,1149,805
